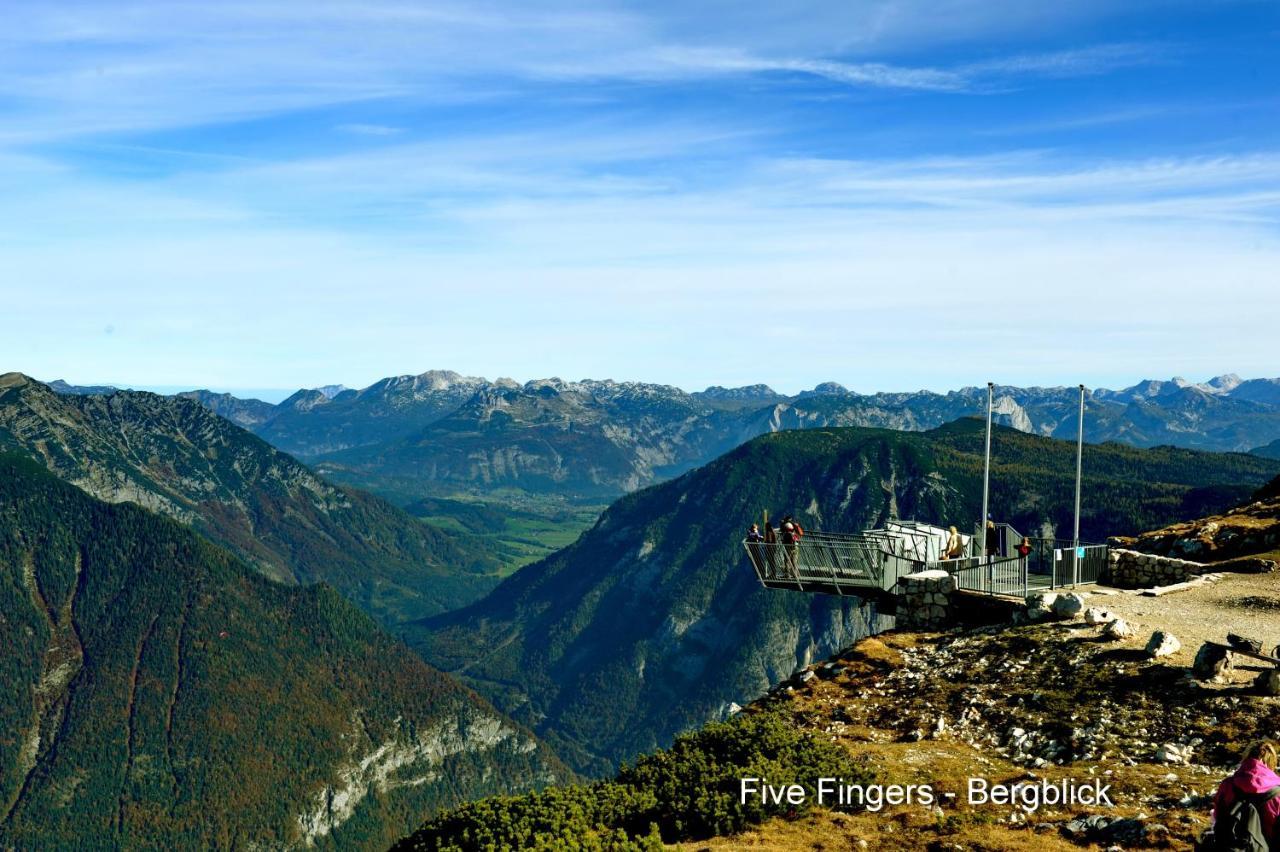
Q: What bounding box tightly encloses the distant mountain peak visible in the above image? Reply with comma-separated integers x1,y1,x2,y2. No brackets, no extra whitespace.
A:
1207,373,1244,393
696,384,779,400
44,377,119,395
279,387,334,411
797,381,849,398
410,369,487,390
523,377,570,394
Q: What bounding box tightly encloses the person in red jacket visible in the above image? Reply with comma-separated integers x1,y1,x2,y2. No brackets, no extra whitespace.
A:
1211,739,1280,848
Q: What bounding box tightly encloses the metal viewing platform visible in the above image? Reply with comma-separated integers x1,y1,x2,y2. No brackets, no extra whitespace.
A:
743,522,1108,600
743,381,1109,601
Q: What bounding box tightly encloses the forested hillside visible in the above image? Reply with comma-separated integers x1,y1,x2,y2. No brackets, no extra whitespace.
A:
412,421,1280,776
392,711,864,851
0,453,565,850
0,373,505,625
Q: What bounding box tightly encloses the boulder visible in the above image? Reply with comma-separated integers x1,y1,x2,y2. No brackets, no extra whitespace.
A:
1083,606,1115,625
1025,592,1059,621
1156,743,1192,764
1104,618,1135,641
1052,593,1087,619
1257,669,1280,697
1192,643,1233,682
1146,631,1181,658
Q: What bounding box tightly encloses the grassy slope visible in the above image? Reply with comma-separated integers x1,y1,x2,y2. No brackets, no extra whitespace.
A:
403,618,1280,851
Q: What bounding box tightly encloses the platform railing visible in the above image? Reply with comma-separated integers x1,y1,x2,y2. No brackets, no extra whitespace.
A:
941,538,1109,597
938,554,1029,596
745,529,1108,599
743,535,921,594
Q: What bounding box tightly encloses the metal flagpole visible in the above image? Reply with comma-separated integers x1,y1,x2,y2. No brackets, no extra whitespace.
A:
981,381,993,557
1072,384,1085,586
1073,384,1085,547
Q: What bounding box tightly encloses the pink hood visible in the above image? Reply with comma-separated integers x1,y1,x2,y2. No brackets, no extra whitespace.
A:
1214,758,1280,841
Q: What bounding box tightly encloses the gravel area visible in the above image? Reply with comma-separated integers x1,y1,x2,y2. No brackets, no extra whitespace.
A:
1087,572,1280,673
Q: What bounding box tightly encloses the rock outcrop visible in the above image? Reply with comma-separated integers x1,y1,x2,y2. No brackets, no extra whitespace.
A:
1146,631,1182,658
1115,476,1280,564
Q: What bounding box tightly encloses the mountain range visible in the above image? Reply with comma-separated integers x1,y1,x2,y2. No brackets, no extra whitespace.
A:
49,371,1280,508
0,374,506,626
16,365,1280,846
409,420,1280,775
0,452,565,850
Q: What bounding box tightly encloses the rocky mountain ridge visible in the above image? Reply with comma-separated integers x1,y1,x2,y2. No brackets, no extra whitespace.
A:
0,373,506,626
43,370,1280,506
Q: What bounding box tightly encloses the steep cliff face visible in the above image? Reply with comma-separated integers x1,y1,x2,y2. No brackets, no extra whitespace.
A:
0,373,505,625
0,454,566,851
295,708,551,846
410,422,1279,777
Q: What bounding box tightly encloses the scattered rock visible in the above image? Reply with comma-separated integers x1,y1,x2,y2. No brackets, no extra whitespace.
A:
1227,633,1263,654
1053,593,1087,619
1083,606,1115,625
1061,814,1147,844
1146,631,1181,658
1104,618,1135,641
1156,743,1192,764
1193,643,1234,683
1026,592,1059,621
1256,669,1280,697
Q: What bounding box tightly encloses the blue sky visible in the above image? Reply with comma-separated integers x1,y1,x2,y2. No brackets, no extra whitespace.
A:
2,0,1278,397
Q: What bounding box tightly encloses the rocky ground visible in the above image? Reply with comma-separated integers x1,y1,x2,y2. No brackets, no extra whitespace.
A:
1116,483,1280,564
1095,573,1280,662
676,571,1280,851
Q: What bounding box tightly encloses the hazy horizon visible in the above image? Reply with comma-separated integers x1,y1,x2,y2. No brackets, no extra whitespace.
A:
29,367,1274,404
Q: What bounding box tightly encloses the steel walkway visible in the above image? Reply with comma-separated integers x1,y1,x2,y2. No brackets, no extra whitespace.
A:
744,524,1107,600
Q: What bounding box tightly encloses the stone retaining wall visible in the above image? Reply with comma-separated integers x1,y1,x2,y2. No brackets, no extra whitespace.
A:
896,569,955,630
1106,548,1204,589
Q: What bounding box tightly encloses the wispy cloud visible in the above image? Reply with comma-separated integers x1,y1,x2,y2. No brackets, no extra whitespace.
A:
0,1,1177,143
335,124,406,137
648,47,966,91
3,0,1276,392
963,42,1164,78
